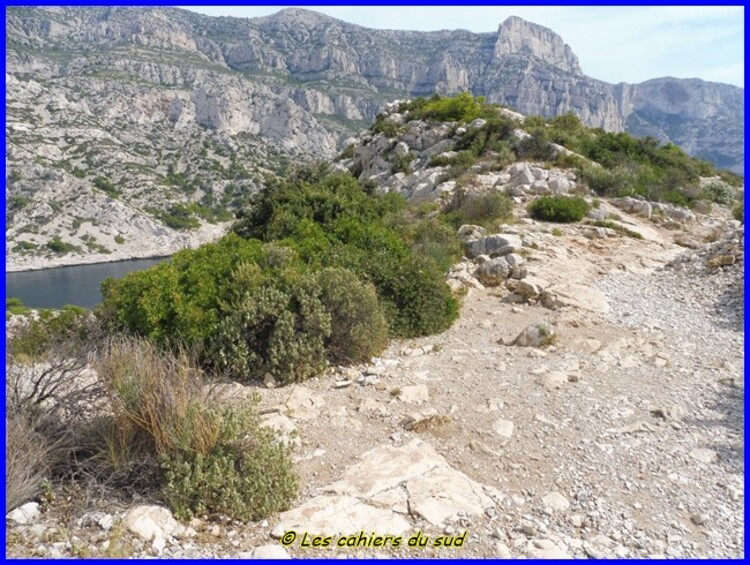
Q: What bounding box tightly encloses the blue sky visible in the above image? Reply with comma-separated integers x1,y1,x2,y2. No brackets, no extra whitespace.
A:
179,5,744,87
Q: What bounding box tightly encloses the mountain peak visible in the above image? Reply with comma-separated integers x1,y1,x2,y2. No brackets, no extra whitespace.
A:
495,16,582,75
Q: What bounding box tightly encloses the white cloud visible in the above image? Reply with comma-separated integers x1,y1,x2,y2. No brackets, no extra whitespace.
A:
178,5,744,87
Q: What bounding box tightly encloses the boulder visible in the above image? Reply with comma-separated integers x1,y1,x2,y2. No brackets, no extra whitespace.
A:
122,505,184,551
509,276,549,301
513,322,556,348
7,502,41,525
474,257,510,286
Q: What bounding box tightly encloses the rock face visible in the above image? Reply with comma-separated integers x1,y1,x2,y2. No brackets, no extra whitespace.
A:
273,438,502,536
5,7,743,269
494,16,582,75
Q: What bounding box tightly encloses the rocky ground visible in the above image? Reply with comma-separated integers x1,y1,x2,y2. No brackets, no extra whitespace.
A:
6,200,743,559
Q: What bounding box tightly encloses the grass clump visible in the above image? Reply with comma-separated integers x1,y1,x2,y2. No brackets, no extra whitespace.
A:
588,220,644,239
529,195,589,223
733,200,743,223
443,188,514,230
92,338,298,521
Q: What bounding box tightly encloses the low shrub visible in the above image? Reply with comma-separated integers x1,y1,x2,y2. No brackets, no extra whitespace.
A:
7,308,91,361
588,220,644,239
733,201,744,223
702,182,736,206
443,188,514,229
402,218,463,272
529,195,589,223
162,409,298,522
315,268,388,364
403,92,488,123
92,338,298,520
391,151,416,174
46,236,81,255
208,271,330,385
6,413,59,512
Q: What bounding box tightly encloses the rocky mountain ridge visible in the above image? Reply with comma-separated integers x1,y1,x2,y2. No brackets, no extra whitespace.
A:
5,7,743,270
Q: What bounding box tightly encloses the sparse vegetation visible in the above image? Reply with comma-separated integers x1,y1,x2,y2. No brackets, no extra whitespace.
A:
588,219,644,239
443,188,514,230
733,200,744,223
46,235,82,255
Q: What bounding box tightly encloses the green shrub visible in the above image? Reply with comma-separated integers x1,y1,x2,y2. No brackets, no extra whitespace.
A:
162,409,298,522
93,177,122,198
443,189,514,229
515,129,555,161
46,236,81,254
529,195,589,223
392,151,416,174
456,116,517,157
8,196,29,210
7,308,90,361
315,268,388,364
158,205,201,231
428,150,475,169
6,297,30,316
403,218,463,272
208,272,330,385
702,182,736,206
733,201,744,223
588,220,644,239
92,338,298,521
12,241,38,253
114,235,125,244
335,143,355,161
404,93,487,123
578,165,633,196
371,117,402,137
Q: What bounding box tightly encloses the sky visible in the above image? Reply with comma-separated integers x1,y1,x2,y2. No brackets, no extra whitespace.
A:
179,5,744,87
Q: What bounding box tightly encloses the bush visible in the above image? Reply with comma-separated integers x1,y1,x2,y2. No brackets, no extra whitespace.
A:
93,177,122,198
391,151,416,174
403,217,463,272
404,93,488,123
702,182,736,206
315,268,389,364
162,409,298,522
371,117,402,137
208,272,330,385
578,165,633,196
8,308,91,361
46,236,81,254
6,413,59,512
443,188,514,229
733,201,744,223
529,195,589,223
92,338,298,520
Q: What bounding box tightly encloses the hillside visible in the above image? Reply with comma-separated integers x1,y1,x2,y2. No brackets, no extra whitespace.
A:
5,7,744,271
6,91,745,558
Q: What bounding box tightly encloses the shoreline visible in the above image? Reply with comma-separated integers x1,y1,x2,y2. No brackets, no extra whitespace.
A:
6,251,174,274
6,223,231,273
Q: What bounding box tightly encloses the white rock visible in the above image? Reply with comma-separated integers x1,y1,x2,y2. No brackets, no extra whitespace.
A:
249,545,292,559
493,419,514,438
7,502,40,525
542,491,570,511
285,386,325,420
513,322,556,348
397,384,429,404
689,448,718,464
122,505,182,551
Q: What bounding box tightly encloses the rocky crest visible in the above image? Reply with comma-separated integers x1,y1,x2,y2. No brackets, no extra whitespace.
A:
5,7,743,270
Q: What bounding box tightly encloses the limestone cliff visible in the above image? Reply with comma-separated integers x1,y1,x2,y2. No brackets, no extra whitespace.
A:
5,7,743,269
